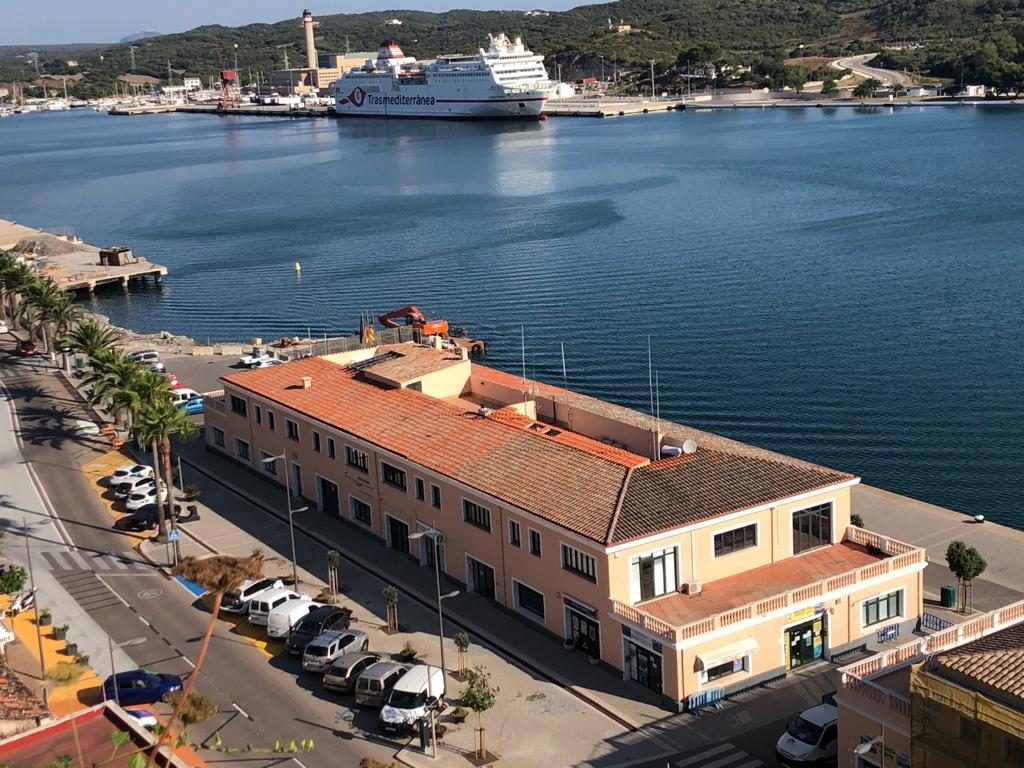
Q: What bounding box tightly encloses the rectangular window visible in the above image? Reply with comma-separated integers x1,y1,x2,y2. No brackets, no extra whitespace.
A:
327,437,336,459
561,544,597,583
382,462,406,490
267,411,275,431
260,450,277,476
792,502,832,555
229,395,247,416
863,590,902,627
234,438,250,461
706,657,747,682
529,529,542,557
514,581,545,620
431,484,442,509
415,477,425,501
633,547,677,602
312,430,321,452
211,426,225,448
254,405,262,425
714,523,758,558
508,520,521,547
286,419,299,441
463,499,491,532
350,497,371,526
346,446,368,472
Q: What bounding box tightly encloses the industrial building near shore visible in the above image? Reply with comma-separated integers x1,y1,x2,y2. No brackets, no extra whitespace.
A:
267,9,373,95
203,340,926,710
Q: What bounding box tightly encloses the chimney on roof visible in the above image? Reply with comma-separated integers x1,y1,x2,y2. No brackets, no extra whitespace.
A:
432,335,444,351
458,346,469,361
301,376,312,389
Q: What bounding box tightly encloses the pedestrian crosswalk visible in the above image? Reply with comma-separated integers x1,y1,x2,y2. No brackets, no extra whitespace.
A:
674,743,764,768
42,549,152,573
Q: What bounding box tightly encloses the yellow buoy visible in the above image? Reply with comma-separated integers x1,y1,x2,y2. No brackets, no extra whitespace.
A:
294,262,301,272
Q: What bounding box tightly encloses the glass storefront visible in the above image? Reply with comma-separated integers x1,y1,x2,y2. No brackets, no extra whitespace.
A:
785,615,825,669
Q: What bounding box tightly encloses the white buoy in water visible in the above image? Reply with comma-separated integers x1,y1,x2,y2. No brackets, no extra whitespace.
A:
294,262,301,273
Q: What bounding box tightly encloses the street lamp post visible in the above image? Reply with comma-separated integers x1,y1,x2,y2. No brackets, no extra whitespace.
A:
106,636,147,706
409,529,459,759
22,518,46,702
260,452,306,586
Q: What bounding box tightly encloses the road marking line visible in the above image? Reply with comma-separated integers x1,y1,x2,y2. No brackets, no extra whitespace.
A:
67,551,91,570
292,759,308,768
95,574,132,608
690,753,750,768
731,760,764,768
137,615,152,628
675,744,734,766
232,702,252,720
179,655,195,668
108,557,130,570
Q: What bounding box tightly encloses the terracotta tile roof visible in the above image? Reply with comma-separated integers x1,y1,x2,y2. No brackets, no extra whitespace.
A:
933,622,1024,703
223,358,629,542
223,355,855,544
357,344,466,383
642,542,884,627
0,659,50,722
612,451,853,543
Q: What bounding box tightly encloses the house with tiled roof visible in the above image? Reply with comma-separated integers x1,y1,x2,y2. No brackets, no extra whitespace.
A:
0,660,50,738
205,340,926,710
835,599,1024,767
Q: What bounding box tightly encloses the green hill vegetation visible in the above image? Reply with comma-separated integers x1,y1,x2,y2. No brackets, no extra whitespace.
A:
1,0,1022,97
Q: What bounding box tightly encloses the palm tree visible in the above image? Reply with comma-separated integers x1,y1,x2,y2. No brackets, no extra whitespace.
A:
40,294,84,363
15,278,65,355
136,393,198,537
144,554,264,768
83,350,147,431
62,318,124,359
0,254,36,325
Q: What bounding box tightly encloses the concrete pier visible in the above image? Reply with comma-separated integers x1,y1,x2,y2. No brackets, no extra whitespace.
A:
0,219,168,293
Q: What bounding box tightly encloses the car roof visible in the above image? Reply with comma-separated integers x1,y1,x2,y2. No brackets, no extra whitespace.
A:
362,661,405,676
332,651,377,667
257,587,299,602
799,703,838,727
392,664,442,692
304,605,345,620
311,628,353,644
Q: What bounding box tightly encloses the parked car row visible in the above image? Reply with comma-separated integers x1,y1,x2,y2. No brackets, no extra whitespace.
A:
225,578,445,734
126,350,204,414
108,462,198,531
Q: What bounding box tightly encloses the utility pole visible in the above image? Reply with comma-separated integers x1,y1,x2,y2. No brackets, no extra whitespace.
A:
166,59,173,86
129,45,137,72
23,518,47,706
649,59,656,100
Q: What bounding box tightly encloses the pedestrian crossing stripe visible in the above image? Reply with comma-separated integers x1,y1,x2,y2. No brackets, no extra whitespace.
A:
41,550,149,572
674,742,763,768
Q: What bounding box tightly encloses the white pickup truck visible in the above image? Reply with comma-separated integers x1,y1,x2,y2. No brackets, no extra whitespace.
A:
239,351,274,368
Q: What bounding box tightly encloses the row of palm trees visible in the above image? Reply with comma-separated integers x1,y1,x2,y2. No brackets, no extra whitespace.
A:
2,250,194,540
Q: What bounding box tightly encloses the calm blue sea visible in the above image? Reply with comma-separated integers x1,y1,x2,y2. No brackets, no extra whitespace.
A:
2,106,1022,524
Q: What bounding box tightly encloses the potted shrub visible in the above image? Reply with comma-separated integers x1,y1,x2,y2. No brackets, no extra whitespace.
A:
64,641,79,656
74,652,90,666
38,608,52,627
449,706,468,724
54,624,69,640
399,640,417,662
184,484,201,501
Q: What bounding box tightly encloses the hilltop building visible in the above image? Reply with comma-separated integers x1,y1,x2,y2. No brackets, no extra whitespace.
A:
204,341,926,711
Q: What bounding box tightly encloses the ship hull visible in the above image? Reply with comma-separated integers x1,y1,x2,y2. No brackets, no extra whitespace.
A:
334,83,547,120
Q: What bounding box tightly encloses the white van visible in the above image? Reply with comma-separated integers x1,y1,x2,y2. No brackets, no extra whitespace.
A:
170,387,201,404
223,578,284,614
128,350,161,365
267,599,323,639
248,588,301,626
378,665,445,734
775,701,838,766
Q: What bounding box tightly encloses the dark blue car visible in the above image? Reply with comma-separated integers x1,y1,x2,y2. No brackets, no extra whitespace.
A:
103,670,182,705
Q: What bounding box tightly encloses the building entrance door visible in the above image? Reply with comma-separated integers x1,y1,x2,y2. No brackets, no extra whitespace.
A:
388,516,410,555
627,642,663,694
786,617,824,669
317,477,339,518
569,611,600,659
467,557,495,599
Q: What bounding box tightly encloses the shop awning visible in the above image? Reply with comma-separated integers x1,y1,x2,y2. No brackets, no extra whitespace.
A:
696,638,759,669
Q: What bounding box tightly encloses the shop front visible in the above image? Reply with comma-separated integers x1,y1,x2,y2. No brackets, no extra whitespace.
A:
784,606,827,669
622,626,663,695
563,596,600,659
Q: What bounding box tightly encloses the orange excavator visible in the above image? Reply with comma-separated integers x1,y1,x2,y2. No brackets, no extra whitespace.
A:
377,305,449,336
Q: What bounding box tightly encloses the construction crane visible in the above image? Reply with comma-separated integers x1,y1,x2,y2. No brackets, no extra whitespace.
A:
377,306,485,355
214,44,240,109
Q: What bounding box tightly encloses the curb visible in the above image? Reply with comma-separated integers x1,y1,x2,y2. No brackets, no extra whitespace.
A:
179,455,644,734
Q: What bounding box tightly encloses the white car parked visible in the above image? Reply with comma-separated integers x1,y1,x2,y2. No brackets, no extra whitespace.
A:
223,578,285,615
776,700,838,766
114,475,156,499
126,485,168,511
110,463,154,486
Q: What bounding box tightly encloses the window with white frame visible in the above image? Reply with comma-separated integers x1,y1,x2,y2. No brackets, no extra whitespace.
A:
528,529,541,557
286,419,300,441
714,523,758,557
863,590,902,627
312,430,321,452
345,445,368,472
463,499,491,532
350,497,371,526
260,450,277,476
514,581,545,620
703,657,749,683
431,484,442,509
382,462,406,490
267,410,275,431
632,547,677,602
254,405,262,425
327,437,336,459
415,477,425,501
508,520,521,547
234,438,250,461
792,502,832,554
229,395,247,415
211,426,225,448
561,544,597,582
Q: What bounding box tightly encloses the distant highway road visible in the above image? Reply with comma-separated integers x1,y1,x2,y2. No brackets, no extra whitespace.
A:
833,53,909,86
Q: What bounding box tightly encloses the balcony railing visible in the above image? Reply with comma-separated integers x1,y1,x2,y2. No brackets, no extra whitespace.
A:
203,390,226,415
837,598,1024,723
609,527,926,645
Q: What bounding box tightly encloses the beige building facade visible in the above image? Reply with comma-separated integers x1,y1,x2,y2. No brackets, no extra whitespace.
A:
205,342,925,710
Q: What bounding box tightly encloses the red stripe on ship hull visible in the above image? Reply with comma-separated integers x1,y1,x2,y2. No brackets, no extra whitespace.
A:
434,97,548,103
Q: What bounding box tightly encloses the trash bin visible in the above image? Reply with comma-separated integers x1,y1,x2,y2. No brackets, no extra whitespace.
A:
941,584,956,608
418,718,430,751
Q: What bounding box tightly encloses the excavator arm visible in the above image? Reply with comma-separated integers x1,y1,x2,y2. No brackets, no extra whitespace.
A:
377,305,427,328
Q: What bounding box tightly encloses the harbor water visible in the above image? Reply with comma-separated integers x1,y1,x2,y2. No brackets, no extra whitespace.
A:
1,107,1022,525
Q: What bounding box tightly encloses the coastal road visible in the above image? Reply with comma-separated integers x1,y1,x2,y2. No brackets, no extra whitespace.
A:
0,347,401,768
833,53,909,86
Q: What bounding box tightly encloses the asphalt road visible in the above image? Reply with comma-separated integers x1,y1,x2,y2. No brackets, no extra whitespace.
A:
0,346,402,768
833,54,909,86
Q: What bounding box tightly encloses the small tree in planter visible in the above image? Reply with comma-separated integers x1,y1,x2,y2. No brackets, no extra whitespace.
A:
850,513,865,528
449,706,468,724
38,608,52,627
383,585,399,632
53,624,69,640
399,640,417,662
454,632,470,677
326,550,341,602
461,666,499,760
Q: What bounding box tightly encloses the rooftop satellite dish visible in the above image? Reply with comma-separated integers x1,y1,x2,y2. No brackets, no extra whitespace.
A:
682,439,698,454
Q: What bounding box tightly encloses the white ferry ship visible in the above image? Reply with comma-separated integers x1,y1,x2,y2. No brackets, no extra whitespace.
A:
333,34,553,120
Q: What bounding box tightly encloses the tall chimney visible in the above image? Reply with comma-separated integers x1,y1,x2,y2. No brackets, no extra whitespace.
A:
302,9,317,70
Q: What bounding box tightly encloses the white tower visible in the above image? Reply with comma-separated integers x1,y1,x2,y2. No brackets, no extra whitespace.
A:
302,9,318,70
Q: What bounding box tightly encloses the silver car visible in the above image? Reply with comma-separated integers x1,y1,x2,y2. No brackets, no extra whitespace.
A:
302,629,368,673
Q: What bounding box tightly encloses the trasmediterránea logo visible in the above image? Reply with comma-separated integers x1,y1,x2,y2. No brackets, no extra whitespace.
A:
338,87,437,108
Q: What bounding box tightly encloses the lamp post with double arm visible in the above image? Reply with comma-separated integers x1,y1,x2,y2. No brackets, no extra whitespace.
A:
260,452,307,587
